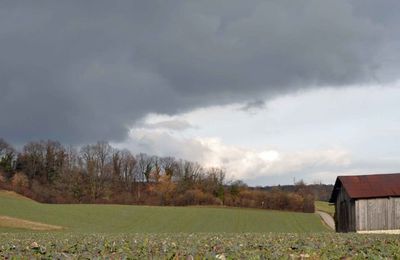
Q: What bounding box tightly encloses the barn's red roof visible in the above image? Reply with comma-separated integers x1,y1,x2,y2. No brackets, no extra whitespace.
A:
329,173,400,203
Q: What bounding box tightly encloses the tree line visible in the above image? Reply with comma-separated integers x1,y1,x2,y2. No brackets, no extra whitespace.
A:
262,183,333,202
0,138,315,213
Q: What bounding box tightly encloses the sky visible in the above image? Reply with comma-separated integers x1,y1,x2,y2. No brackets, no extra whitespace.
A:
1,1,400,185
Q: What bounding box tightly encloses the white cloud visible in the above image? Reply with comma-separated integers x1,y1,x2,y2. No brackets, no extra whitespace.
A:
140,118,195,131
115,84,400,185
118,127,352,183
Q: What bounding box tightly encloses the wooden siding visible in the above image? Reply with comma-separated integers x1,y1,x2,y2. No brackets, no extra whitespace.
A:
356,197,400,231
335,188,356,232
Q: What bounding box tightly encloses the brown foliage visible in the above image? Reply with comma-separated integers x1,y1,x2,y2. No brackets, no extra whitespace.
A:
11,172,29,191
0,171,6,184
1,138,315,213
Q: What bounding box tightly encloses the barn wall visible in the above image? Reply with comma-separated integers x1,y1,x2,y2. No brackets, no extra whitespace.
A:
356,197,400,231
335,188,355,232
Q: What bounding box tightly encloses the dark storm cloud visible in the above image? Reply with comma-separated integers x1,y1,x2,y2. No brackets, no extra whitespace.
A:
0,0,398,144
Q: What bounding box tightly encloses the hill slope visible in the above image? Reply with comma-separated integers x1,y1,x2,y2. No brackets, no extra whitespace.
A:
0,190,329,233
315,201,334,216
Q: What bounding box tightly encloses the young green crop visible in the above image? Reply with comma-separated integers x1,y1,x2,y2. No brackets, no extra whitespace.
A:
0,191,328,233
1,233,400,259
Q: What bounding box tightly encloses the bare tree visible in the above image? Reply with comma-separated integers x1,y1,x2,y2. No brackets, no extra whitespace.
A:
111,149,137,192
136,153,153,183
63,145,80,173
175,160,203,192
93,141,112,178
152,156,162,183
161,156,177,180
120,150,137,192
0,138,12,157
80,141,112,201
0,138,16,175
44,140,66,183
204,167,226,203
19,141,46,180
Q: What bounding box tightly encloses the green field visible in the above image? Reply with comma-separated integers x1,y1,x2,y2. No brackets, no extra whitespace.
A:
0,191,327,233
1,191,400,258
315,200,335,216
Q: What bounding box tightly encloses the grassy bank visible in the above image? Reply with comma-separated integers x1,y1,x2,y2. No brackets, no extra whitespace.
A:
0,190,327,233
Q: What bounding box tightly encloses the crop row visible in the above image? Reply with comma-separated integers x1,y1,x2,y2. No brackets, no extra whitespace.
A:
1,232,400,259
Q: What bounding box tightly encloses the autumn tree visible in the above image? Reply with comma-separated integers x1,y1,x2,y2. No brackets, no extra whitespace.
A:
0,138,315,212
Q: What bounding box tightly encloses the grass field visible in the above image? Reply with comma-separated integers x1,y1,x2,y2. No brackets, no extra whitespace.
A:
0,190,328,233
315,200,335,216
2,191,400,258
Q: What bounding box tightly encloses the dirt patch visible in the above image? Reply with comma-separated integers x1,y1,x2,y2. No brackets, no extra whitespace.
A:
316,211,335,230
0,215,64,231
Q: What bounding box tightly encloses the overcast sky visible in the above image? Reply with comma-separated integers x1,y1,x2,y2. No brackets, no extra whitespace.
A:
1,1,400,185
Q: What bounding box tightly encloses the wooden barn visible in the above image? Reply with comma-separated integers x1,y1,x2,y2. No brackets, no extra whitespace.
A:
329,173,400,233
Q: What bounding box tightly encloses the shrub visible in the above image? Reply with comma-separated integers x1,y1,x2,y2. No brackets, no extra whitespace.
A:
11,172,29,191
0,170,6,184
